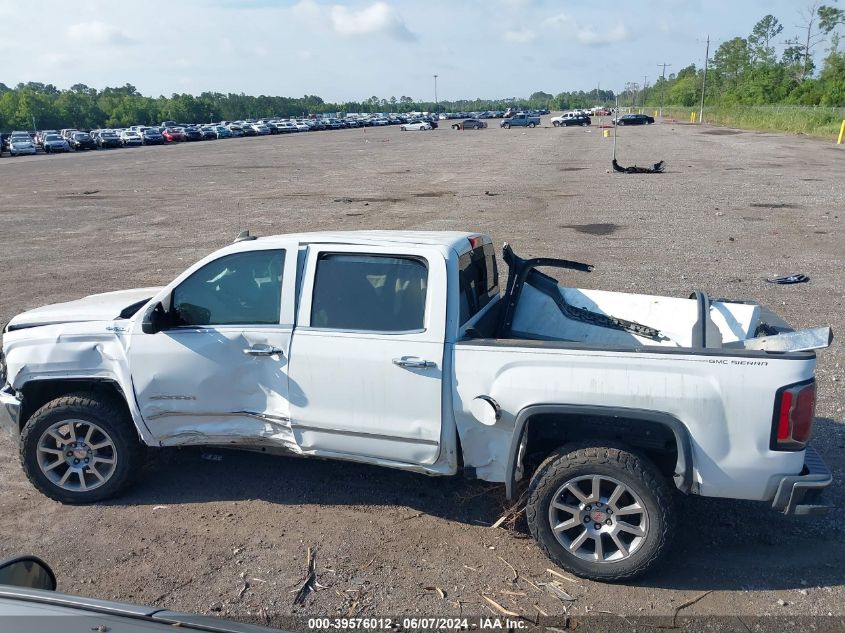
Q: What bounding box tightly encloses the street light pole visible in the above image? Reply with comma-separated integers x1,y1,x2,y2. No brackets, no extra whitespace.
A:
433,74,438,111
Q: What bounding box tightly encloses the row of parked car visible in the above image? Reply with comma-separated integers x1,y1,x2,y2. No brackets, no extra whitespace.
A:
0,113,445,156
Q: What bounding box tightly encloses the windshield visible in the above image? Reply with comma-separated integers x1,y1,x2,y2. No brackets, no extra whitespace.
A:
45,135,61,141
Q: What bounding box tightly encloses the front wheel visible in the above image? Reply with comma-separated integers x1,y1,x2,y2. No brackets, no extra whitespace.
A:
553,121,560,127
528,122,536,128
526,443,676,582
503,123,510,129
20,394,144,504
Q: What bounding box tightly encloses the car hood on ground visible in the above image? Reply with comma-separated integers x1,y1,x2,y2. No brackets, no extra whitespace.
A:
6,287,162,331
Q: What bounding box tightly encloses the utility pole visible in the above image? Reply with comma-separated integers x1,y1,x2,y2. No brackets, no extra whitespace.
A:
699,35,709,124
433,74,438,111
642,76,648,110
657,63,671,117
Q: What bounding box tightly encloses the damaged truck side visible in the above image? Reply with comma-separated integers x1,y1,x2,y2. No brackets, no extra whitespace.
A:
0,231,833,581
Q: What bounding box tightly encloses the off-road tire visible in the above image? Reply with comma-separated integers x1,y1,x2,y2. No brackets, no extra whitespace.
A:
526,442,676,582
20,394,143,504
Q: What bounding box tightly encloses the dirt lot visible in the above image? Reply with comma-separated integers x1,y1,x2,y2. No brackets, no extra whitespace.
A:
0,120,843,630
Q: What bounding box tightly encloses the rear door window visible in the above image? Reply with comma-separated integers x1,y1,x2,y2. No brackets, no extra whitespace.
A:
311,254,428,332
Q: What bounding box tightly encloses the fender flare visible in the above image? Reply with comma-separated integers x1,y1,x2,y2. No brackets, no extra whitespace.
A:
504,404,695,499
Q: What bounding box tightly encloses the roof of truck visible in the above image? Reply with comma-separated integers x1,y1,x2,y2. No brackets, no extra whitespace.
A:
256,230,484,252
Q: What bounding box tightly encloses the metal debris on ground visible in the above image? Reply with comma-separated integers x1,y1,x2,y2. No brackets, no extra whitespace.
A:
766,274,809,284
539,581,575,602
293,546,318,606
612,159,666,174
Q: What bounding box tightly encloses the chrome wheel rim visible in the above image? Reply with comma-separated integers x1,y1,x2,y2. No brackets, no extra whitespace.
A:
548,475,649,563
36,419,117,492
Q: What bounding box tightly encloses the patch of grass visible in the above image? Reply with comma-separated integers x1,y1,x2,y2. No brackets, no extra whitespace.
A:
661,106,845,140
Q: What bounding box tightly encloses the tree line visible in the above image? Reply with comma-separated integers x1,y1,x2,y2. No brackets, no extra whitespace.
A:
1,4,842,131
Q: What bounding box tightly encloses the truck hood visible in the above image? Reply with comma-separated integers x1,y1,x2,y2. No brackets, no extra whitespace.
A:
6,287,162,331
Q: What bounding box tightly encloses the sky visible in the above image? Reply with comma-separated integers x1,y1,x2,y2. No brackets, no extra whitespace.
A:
0,0,820,102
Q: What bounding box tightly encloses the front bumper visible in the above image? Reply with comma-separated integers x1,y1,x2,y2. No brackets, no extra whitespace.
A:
0,385,21,436
771,445,833,516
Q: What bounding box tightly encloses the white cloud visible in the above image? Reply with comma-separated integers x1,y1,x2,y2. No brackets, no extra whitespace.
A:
576,23,629,45
329,2,416,41
66,21,136,46
542,13,572,27
543,11,629,46
503,28,536,44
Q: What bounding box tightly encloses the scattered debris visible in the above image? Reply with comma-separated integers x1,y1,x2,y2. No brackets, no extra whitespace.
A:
237,579,250,600
402,512,423,520
424,586,446,599
293,546,318,606
481,595,519,617
463,565,480,572
546,568,578,583
82,189,101,195
533,605,548,617
346,212,364,217
152,505,167,511
777,599,788,606
672,590,713,626
484,191,499,196
612,159,666,174
497,556,519,583
539,581,575,602
766,274,809,285
491,491,528,529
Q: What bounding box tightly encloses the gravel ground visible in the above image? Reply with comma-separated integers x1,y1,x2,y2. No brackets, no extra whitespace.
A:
0,119,843,630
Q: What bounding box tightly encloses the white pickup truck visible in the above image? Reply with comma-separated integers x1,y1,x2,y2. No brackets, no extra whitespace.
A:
0,231,833,581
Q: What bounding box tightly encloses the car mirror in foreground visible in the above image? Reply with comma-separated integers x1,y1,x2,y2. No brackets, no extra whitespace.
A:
141,301,166,334
0,556,57,591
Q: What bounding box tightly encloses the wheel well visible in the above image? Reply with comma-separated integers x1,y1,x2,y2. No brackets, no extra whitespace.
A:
516,411,686,494
18,379,131,431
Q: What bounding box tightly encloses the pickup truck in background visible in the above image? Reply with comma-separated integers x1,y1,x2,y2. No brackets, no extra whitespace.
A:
0,231,833,581
500,113,541,128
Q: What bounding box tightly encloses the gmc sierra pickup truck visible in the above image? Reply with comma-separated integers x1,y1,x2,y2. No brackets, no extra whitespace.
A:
0,231,833,581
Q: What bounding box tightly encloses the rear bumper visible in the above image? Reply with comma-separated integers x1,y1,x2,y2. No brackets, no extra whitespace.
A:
771,445,833,516
0,385,21,436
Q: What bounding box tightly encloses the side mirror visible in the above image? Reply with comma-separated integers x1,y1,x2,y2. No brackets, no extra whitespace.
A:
0,556,56,591
142,301,167,335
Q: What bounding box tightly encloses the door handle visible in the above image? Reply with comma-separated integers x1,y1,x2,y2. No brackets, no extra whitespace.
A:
392,357,435,369
243,345,284,357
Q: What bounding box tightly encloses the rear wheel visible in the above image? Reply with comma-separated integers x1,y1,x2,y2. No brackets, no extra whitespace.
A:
528,122,536,128
526,442,676,582
553,121,560,127
20,394,143,504
503,123,510,129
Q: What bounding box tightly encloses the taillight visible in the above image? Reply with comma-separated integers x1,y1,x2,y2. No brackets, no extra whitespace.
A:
468,235,484,249
772,381,816,450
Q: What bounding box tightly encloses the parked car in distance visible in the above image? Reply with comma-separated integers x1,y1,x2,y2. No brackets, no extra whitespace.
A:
552,114,592,127
41,134,70,153
8,135,37,156
199,127,218,140
400,121,432,131
68,132,97,151
226,125,244,137
162,128,187,142
451,118,487,130
119,130,143,146
501,113,541,128
617,113,655,125
182,127,203,141
94,130,122,149
141,129,165,145
212,126,233,139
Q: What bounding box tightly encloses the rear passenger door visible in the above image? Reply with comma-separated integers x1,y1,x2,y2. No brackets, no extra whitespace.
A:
288,245,446,465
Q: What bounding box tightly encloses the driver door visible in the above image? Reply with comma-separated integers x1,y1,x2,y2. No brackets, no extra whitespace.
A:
128,242,299,449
